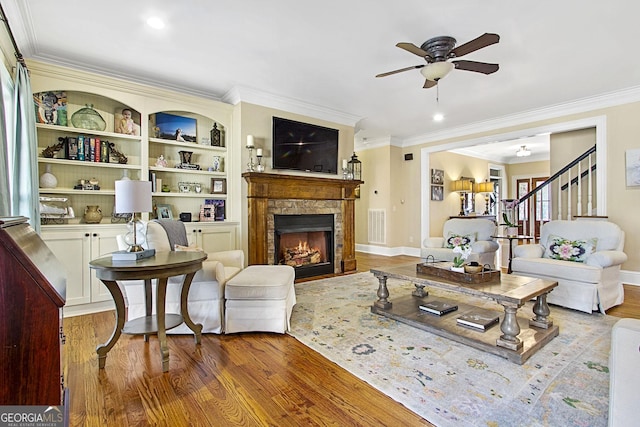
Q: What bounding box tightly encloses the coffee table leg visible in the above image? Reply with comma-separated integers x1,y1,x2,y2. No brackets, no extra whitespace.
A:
180,272,202,344
530,292,553,329
412,282,428,298
156,277,170,373
497,303,523,351
373,274,392,309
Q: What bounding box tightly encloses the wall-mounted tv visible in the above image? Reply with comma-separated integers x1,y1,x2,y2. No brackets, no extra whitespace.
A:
272,117,339,174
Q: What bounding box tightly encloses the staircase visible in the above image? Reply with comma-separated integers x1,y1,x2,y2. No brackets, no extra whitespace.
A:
512,144,599,239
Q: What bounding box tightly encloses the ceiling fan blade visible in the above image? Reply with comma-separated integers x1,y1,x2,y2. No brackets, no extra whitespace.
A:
375,64,425,78
423,79,437,89
452,60,499,75
396,42,429,57
450,33,500,58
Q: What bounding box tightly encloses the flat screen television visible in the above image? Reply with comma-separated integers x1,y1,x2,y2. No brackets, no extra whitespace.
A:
272,117,339,174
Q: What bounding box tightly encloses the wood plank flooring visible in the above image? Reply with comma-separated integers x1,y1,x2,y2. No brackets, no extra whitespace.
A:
64,252,639,426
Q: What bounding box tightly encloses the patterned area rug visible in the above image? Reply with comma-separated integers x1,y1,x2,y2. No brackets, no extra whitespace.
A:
289,272,618,427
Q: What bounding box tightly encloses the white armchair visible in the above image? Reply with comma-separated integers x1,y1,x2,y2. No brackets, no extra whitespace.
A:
511,220,626,313
421,218,499,268
116,220,244,334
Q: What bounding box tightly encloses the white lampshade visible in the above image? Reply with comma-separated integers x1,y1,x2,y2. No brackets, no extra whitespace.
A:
115,180,152,214
420,62,454,81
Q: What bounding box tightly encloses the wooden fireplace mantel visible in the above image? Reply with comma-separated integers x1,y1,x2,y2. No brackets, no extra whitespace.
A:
243,172,363,274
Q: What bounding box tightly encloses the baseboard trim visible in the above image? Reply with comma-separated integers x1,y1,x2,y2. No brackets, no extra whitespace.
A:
620,270,640,287
64,300,115,318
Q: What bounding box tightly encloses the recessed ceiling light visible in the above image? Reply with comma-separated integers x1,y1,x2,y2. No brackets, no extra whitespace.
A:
146,16,165,29
433,113,444,122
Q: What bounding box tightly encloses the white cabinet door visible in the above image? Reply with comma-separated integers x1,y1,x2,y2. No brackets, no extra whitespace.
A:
89,228,123,302
41,230,92,306
185,222,239,253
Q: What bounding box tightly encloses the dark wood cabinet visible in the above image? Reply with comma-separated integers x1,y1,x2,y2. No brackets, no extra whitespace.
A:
0,217,67,407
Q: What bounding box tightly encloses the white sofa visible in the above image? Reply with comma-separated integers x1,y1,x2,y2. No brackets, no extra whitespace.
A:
421,218,499,268
609,318,640,427
116,220,244,334
511,220,626,313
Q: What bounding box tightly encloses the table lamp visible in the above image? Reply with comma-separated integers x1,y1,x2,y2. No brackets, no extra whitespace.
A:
115,180,152,252
475,181,495,215
451,179,473,216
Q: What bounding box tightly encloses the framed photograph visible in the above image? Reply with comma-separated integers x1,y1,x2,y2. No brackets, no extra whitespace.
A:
431,168,444,185
154,112,197,143
625,148,640,186
33,91,67,126
211,178,227,194
431,185,444,201
156,203,173,220
114,108,141,136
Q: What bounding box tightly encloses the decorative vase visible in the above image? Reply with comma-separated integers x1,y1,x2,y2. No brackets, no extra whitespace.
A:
451,266,465,273
71,104,106,131
39,164,57,188
506,226,518,237
83,205,103,224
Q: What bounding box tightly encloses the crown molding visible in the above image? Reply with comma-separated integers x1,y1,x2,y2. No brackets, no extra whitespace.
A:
402,86,640,147
223,85,361,127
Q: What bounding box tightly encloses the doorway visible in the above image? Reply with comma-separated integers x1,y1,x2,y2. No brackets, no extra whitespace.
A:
516,176,551,239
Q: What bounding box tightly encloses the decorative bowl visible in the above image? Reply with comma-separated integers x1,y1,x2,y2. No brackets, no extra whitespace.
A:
464,264,483,274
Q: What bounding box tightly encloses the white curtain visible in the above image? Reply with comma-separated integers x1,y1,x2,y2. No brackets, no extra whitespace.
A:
10,62,40,232
0,60,12,217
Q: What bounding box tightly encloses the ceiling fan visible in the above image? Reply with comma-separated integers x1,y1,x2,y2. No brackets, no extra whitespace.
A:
376,33,500,88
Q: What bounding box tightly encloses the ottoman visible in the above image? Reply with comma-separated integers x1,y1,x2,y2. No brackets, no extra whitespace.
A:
224,265,296,333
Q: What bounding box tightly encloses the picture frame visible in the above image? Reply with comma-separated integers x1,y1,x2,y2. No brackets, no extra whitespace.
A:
625,148,640,186
211,178,227,194
154,112,197,143
431,185,444,201
33,91,67,126
431,168,444,185
114,108,141,136
156,203,173,220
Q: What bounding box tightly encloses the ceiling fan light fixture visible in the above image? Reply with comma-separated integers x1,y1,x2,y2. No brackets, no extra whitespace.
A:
420,61,454,81
433,113,444,122
516,145,531,157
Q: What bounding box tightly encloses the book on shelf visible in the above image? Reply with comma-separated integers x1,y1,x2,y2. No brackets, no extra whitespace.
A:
456,310,500,331
419,300,458,316
111,248,155,261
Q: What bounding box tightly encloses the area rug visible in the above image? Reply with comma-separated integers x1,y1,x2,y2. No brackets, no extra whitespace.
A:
289,272,618,427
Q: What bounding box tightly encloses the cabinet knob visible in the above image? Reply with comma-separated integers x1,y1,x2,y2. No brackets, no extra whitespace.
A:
93,233,98,237
199,229,202,233
85,233,90,237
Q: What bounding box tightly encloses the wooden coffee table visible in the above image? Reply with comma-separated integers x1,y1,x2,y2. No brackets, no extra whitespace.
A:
370,264,559,364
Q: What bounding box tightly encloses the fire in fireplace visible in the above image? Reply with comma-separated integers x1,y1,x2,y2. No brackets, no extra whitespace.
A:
274,214,334,279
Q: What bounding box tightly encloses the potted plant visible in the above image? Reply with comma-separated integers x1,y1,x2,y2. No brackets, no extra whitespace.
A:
501,199,519,236
452,244,472,272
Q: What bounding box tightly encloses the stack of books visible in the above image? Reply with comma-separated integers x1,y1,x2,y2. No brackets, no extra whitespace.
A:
456,310,500,331
419,300,458,316
111,248,155,261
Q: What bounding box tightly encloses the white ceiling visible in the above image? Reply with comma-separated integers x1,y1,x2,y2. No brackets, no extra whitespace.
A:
3,0,640,147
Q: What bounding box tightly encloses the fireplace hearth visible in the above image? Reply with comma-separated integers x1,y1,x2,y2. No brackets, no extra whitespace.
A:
275,214,334,279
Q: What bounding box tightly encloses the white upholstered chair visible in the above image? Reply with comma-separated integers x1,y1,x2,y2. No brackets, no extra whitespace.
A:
116,220,244,334
421,218,499,268
511,220,626,313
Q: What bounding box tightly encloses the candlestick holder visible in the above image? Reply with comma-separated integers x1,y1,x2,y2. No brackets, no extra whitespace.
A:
256,154,265,172
342,167,349,180
246,146,256,172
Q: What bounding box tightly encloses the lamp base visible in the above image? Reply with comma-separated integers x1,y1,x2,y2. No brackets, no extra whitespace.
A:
127,244,145,252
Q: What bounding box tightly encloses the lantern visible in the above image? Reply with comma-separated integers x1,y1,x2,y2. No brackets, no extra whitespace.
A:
347,152,361,181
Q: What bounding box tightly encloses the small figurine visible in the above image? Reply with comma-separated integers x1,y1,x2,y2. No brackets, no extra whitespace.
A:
156,154,168,168
175,128,185,142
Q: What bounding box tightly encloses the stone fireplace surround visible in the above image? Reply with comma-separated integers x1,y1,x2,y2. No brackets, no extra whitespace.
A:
243,172,362,277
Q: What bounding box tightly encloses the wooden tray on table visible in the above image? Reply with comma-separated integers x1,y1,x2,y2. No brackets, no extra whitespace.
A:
416,261,500,284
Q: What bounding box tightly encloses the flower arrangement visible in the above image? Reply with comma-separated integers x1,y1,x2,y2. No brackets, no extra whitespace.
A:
452,244,472,268
501,199,518,228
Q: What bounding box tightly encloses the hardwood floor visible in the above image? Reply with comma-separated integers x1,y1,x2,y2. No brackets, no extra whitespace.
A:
65,252,638,426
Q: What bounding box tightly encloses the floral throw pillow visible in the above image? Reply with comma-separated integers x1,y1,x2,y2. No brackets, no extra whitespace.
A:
445,232,476,249
543,235,597,262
